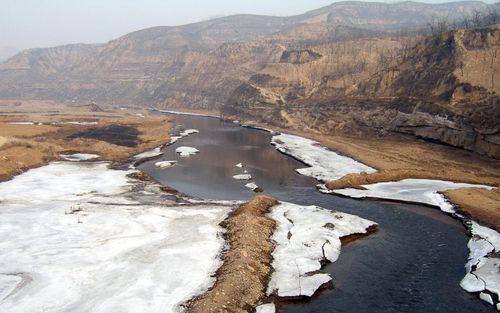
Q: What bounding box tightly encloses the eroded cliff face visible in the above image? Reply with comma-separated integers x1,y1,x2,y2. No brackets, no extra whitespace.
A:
0,2,498,156
223,26,500,158
0,1,492,105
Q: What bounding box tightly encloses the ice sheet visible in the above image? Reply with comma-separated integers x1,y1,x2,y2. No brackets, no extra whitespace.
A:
267,202,376,297
0,162,231,313
271,133,375,182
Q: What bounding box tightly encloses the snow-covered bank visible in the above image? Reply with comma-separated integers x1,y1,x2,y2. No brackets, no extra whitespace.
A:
269,132,498,307
328,179,494,214
325,180,499,307
271,133,376,182
60,153,100,162
0,162,232,312
267,202,376,298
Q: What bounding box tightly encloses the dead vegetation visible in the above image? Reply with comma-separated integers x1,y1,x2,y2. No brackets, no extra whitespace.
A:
0,101,171,181
188,196,279,313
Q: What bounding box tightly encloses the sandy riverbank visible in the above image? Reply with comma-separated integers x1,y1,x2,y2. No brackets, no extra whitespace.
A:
0,100,171,181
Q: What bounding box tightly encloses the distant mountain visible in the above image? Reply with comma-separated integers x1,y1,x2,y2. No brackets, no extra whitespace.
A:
0,1,498,157
0,1,493,106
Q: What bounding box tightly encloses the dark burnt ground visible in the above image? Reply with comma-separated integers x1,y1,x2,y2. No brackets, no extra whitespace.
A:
68,124,139,147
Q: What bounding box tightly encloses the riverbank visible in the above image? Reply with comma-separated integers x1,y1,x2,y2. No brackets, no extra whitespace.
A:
154,108,499,228
0,101,171,181
236,119,499,230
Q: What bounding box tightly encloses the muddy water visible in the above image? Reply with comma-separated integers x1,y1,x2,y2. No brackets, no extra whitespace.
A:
139,114,492,312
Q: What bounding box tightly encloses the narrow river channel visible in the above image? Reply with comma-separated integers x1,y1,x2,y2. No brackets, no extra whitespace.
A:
139,114,492,312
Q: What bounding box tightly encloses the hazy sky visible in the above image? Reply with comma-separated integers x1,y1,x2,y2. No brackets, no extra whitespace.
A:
0,0,495,55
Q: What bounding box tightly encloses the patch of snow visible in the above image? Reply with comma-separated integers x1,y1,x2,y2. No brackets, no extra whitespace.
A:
331,179,493,214
155,160,177,168
135,113,145,118
271,133,375,182
233,174,252,180
133,147,163,159
60,153,100,162
0,162,232,312
267,202,376,298
175,146,199,157
255,303,275,313
236,163,243,168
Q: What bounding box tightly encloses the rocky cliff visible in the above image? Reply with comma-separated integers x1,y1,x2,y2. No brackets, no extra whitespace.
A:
223,25,500,158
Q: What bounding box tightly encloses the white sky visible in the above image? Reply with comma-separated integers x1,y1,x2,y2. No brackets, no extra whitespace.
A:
0,0,495,55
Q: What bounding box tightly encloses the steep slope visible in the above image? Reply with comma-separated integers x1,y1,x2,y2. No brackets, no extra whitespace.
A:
0,1,493,106
223,25,500,158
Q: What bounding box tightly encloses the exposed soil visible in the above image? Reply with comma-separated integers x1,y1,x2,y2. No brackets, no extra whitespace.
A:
187,196,279,313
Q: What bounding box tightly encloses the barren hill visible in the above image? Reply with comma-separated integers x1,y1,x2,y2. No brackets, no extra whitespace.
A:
0,1,498,157
0,1,492,106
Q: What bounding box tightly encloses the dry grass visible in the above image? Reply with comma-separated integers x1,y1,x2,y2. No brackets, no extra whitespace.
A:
444,188,500,230
188,196,279,313
0,101,171,181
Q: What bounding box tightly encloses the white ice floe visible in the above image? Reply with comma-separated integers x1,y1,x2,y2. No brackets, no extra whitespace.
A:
330,179,494,214
155,160,177,168
236,163,243,168
233,174,252,180
271,133,375,182
180,129,199,137
175,146,199,157
245,182,261,192
255,303,275,313
133,147,163,159
267,202,376,298
460,221,500,307
0,162,232,313
60,153,100,162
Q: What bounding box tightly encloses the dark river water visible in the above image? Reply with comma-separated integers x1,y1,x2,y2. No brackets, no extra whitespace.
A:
139,114,492,313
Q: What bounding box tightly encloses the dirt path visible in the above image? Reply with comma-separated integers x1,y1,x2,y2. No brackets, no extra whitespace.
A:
187,196,279,313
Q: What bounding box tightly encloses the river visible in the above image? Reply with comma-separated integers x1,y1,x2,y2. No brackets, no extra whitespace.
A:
139,114,492,312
